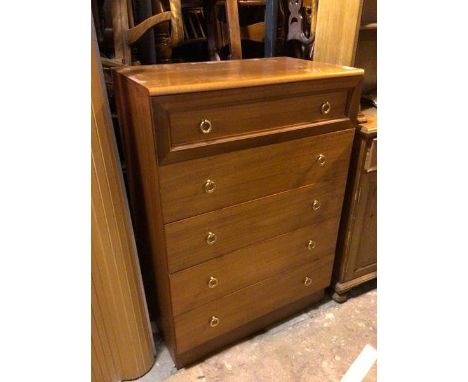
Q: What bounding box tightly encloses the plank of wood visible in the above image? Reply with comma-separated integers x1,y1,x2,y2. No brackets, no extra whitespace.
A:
111,0,132,64
225,0,242,58
313,0,363,66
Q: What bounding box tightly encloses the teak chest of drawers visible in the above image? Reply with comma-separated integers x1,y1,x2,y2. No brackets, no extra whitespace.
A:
114,57,363,367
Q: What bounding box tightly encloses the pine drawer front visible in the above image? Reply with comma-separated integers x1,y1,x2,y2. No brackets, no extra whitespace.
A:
159,129,354,223
174,255,334,353
170,217,340,315
165,179,347,273
154,85,348,149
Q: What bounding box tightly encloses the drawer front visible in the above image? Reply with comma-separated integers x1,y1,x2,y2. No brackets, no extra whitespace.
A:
165,179,347,272
170,217,340,315
160,129,354,222
167,91,348,147
174,255,334,353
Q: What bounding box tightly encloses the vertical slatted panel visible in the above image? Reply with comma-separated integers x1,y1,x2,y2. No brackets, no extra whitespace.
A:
91,20,155,382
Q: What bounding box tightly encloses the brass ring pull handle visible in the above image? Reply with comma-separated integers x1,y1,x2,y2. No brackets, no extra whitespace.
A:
316,154,326,167
203,179,216,194
304,277,312,286
320,101,331,115
206,232,217,245
210,315,220,327
208,276,218,288
312,199,321,211
200,119,213,134
307,240,316,250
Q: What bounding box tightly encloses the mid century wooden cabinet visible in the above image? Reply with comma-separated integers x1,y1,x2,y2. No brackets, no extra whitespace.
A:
114,57,363,367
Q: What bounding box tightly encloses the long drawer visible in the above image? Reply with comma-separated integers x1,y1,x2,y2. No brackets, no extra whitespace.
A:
159,129,354,222
174,255,334,353
170,217,340,315
165,179,347,272
155,85,348,149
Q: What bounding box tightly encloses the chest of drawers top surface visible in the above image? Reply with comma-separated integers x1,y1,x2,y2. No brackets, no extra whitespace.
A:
116,58,363,166
114,58,363,367
115,57,363,96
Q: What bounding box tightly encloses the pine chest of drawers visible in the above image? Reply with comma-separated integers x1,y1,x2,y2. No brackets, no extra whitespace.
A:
114,57,363,367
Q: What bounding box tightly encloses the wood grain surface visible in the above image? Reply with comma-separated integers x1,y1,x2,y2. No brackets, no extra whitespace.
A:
174,255,334,353
165,179,348,272
92,23,154,382
164,90,347,147
170,218,340,315
313,0,363,66
113,75,179,359
333,127,377,299
152,76,361,164
160,129,354,222
115,57,364,96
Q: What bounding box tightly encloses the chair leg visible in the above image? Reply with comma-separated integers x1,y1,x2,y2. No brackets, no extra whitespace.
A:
205,2,221,60
111,0,132,65
225,0,242,59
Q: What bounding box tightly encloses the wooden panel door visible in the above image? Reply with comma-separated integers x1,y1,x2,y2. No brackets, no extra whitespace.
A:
345,170,377,280
91,20,155,382
332,129,377,302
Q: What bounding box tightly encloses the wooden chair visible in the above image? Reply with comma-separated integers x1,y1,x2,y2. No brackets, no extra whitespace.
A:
111,0,184,65
205,0,278,60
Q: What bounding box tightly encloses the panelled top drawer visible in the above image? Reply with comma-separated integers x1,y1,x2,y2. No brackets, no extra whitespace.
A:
151,76,362,163
164,90,347,147
159,129,354,222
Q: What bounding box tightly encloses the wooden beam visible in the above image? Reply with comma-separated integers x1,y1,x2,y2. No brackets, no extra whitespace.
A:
225,0,242,59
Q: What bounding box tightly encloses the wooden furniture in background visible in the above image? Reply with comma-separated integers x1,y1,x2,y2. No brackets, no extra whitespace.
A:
332,107,376,302
313,0,376,94
313,0,363,66
206,0,279,60
92,21,155,382
111,0,183,65
114,58,363,367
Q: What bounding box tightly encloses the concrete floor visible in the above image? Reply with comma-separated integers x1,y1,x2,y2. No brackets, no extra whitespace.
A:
138,281,377,382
